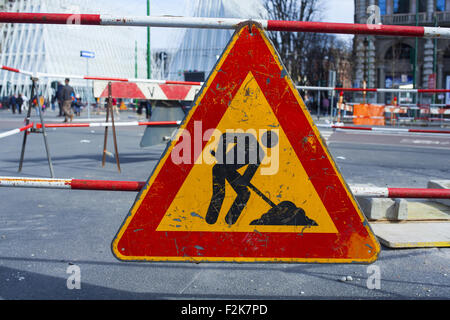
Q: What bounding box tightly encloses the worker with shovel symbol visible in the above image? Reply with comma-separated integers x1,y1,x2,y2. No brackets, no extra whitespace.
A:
206,130,318,228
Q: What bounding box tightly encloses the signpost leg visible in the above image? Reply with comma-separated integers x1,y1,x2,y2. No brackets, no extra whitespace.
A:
87,59,90,119
109,83,121,173
101,87,111,168
330,90,335,122
18,78,55,177
18,77,35,173
101,82,121,172
317,89,321,120
35,83,55,178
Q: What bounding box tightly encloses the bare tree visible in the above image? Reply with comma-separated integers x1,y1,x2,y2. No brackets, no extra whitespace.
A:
264,0,352,88
264,0,320,84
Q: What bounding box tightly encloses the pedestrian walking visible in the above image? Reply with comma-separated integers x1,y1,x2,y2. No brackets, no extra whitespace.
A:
10,94,17,114
56,81,64,117
322,97,330,116
74,95,82,116
112,97,120,118
61,78,75,123
17,94,24,114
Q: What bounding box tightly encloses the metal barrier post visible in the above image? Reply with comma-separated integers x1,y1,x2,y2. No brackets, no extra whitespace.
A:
18,77,35,173
101,82,121,172
35,83,55,178
18,78,55,177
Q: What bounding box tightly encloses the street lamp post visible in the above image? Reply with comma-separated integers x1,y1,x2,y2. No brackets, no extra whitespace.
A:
147,0,151,79
80,50,95,118
364,37,369,104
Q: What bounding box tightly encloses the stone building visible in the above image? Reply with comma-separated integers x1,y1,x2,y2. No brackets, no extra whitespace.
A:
354,0,450,103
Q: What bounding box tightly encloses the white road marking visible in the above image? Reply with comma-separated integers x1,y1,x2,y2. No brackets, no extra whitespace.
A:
400,139,449,145
319,130,333,143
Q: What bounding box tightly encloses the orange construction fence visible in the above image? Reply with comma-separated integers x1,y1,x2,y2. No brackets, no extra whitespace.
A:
352,104,385,126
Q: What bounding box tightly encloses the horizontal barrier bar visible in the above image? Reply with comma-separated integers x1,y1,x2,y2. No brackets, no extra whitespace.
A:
297,86,450,93
325,124,450,135
387,188,450,199
1,64,203,85
36,121,450,134
1,65,33,76
3,65,450,94
35,121,181,129
0,177,449,198
1,13,450,38
28,121,450,135
0,123,33,139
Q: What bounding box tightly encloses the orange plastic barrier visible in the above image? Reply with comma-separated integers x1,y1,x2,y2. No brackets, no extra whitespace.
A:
352,104,385,125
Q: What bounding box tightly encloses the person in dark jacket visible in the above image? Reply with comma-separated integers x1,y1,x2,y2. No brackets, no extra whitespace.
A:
17,94,24,114
56,81,64,117
10,95,18,114
61,78,75,122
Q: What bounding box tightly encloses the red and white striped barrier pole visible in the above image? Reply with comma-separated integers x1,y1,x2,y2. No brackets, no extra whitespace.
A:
0,123,34,139
35,121,181,129
33,120,450,134
351,186,450,199
0,65,34,77
297,86,450,93
328,124,450,135
1,13,450,38
4,65,450,94
1,65,202,85
0,177,146,192
0,177,449,198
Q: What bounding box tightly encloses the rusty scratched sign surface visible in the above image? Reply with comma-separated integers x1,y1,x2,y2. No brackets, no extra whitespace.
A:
111,23,380,263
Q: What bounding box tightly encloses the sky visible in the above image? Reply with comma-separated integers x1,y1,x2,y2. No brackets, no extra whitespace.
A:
100,0,356,50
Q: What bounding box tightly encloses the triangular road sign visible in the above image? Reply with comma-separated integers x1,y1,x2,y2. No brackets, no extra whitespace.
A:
112,23,380,263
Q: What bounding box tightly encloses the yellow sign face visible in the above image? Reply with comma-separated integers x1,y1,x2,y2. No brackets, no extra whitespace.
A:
157,72,338,234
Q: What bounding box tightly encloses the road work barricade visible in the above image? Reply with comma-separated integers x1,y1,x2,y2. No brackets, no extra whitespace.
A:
93,80,201,147
2,14,450,262
352,104,385,126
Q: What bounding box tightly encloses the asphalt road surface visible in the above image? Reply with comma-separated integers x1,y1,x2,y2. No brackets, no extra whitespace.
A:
0,110,449,300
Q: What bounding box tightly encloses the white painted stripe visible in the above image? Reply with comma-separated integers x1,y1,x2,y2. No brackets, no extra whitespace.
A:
350,187,389,198
377,88,418,93
296,86,334,91
0,177,71,189
100,15,267,29
0,128,20,139
89,121,139,127
424,26,450,38
372,127,409,132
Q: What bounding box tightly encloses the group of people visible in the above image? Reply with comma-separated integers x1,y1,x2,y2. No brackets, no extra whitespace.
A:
1,78,82,123
1,94,25,114
2,78,156,122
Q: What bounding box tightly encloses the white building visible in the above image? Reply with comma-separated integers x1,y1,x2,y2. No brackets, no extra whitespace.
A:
1,0,268,101
0,0,148,102
167,0,267,81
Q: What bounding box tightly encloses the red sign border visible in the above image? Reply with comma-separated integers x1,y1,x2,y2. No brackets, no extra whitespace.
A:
111,24,380,263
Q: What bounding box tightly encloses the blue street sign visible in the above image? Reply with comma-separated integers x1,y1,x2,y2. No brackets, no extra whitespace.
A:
80,51,95,58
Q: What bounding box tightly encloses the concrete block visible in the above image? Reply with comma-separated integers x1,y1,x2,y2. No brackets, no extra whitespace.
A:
394,199,408,221
406,200,450,220
356,197,408,221
370,222,450,248
356,197,396,220
427,180,450,207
